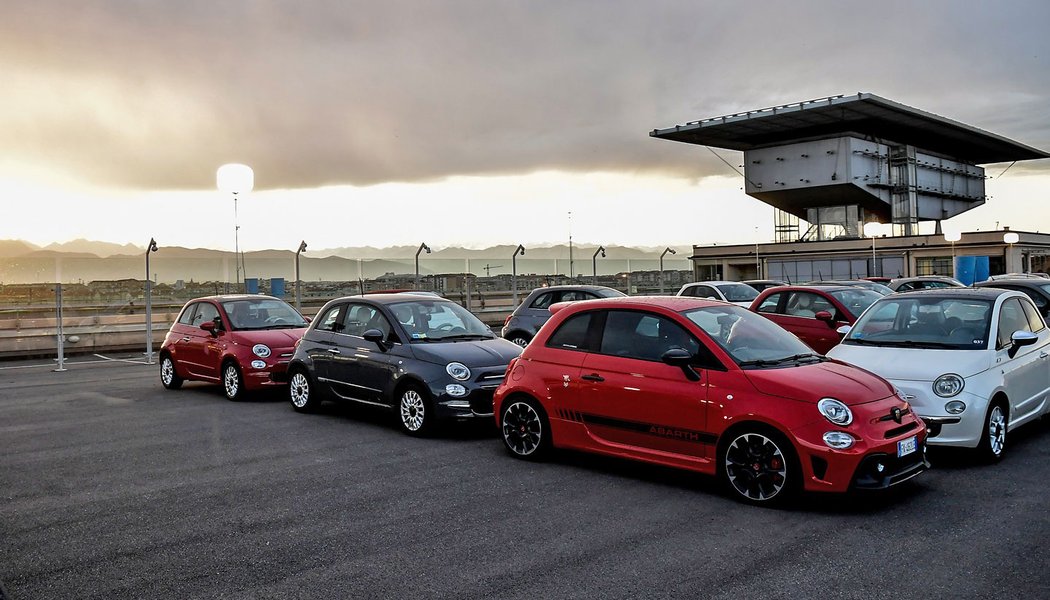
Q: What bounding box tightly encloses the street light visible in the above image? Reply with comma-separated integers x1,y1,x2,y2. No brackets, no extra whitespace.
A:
944,231,961,277
415,242,431,290
512,244,526,305
863,222,883,277
216,163,254,289
592,246,606,284
145,237,158,365
294,240,307,310
660,247,676,294
1004,231,1019,272
754,226,761,278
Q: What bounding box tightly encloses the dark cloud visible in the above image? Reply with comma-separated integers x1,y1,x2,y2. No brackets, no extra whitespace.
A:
1,0,1047,190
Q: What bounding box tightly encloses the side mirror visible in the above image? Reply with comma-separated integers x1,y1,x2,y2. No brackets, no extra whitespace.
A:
661,348,701,382
814,310,834,323
363,328,389,351
304,316,312,323
1008,330,1039,358
200,320,219,336
836,324,852,336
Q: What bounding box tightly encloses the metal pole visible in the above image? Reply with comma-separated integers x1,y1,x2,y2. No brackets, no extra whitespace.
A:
512,244,525,305
54,283,66,372
659,247,676,295
295,240,307,310
568,211,574,279
872,237,877,277
145,238,158,364
233,192,240,289
415,242,431,290
592,246,605,284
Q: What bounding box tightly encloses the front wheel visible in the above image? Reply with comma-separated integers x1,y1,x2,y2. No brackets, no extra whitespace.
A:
719,429,797,505
222,362,245,401
160,355,183,390
500,397,551,460
288,369,320,413
397,385,434,436
977,401,1008,462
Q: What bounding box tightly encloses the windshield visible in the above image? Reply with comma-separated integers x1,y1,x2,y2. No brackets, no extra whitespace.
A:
715,283,759,303
843,296,992,350
683,304,819,367
222,298,308,330
389,300,493,341
827,289,883,319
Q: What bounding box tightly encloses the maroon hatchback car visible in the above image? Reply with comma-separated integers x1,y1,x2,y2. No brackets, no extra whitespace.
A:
159,295,309,400
749,285,882,354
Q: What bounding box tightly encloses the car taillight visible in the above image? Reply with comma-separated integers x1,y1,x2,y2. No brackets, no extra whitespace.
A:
503,315,513,326
294,338,302,349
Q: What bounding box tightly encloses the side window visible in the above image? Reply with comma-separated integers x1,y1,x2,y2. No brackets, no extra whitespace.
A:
997,298,1032,349
784,292,824,318
1015,288,1048,311
315,304,344,332
546,312,593,351
561,291,589,302
177,303,198,325
898,283,918,292
1020,298,1046,333
342,303,377,337
695,286,718,299
599,310,701,362
530,292,557,310
193,302,220,326
756,293,782,313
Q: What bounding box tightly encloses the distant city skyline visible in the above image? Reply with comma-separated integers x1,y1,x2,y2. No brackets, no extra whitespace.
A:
2,2,1048,250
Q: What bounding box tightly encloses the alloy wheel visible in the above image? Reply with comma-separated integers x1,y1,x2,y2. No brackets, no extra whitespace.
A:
224,364,240,399
400,389,426,432
161,358,175,386
502,401,543,456
724,432,788,502
987,405,1007,457
289,372,310,409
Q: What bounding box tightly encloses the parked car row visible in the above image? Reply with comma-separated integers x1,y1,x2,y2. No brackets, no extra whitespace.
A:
158,275,1049,506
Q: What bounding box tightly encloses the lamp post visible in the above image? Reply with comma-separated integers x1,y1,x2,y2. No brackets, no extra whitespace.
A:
863,222,883,277
660,247,676,294
415,242,431,290
944,231,961,277
754,226,761,278
567,211,574,279
145,237,158,365
1004,231,1019,273
512,244,525,305
294,240,307,310
592,246,606,284
216,164,254,290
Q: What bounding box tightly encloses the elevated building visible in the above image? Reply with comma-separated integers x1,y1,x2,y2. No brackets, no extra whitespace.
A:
651,93,1050,281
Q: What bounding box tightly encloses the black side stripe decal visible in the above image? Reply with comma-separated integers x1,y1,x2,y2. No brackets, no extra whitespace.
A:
555,409,716,445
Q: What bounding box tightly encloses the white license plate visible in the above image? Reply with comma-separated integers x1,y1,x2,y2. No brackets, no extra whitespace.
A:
897,435,917,457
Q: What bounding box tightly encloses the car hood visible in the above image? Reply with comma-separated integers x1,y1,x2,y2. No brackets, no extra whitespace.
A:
743,360,895,405
827,345,992,380
411,338,523,367
231,328,308,349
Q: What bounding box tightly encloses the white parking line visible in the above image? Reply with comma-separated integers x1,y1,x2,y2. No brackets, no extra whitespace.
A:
0,354,151,370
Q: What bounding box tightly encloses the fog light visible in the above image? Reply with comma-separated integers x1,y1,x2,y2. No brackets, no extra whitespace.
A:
822,431,854,449
445,384,467,397
251,360,266,369
945,400,966,414
875,462,886,473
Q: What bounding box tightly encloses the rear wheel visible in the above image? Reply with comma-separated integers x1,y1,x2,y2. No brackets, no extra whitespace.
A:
507,332,532,348
719,429,797,505
288,369,320,413
159,355,183,390
977,400,1008,462
222,362,244,401
500,397,551,460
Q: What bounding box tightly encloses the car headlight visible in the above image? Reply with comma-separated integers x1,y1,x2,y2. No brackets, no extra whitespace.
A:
817,398,853,426
445,384,467,397
945,400,967,414
446,362,471,381
933,373,964,397
822,431,855,449
253,344,271,358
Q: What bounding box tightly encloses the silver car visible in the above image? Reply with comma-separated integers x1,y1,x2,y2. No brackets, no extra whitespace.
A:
501,285,625,346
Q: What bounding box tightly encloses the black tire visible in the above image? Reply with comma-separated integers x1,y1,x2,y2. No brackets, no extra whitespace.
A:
159,354,183,390
397,384,434,436
977,400,1008,462
500,397,551,460
718,428,798,506
506,332,532,348
288,368,321,413
222,361,245,401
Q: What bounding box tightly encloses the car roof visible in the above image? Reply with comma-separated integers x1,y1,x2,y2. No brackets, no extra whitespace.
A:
330,293,457,305
191,294,282,303
758,285,856,294
526,284,619,293
975,279,1050,290
550,295,730,314
880,287,1011,300
683,280,747,286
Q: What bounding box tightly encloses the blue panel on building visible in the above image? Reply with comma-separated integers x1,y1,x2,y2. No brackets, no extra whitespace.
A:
271,278,285,297
245,278,259,294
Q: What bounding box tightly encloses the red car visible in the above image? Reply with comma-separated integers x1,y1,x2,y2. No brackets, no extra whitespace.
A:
493,297,928,505
159,295,309,400
749,285,882,354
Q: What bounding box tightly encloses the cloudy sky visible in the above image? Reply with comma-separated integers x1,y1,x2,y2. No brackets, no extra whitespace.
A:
1,0,1048,252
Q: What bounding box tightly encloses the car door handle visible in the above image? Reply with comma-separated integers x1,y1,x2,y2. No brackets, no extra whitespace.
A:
181,337,191,342
1040,352,1048,359
327,348,341,354
581,373,605,382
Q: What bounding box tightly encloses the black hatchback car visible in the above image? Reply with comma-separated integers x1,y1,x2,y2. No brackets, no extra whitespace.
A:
287,294,522,435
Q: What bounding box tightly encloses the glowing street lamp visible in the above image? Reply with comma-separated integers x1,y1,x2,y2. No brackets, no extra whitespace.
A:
295,240,307,310
1004,231,1019,272
660,247,676,294
592,246,606,284
415,242,432,289
145,237,158,364
944,231,961,276
512,244,526,305
863,222,883,277
216,164,254,288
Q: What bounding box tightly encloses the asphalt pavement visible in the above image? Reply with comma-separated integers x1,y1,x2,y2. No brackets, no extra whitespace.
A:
1,355,1048,599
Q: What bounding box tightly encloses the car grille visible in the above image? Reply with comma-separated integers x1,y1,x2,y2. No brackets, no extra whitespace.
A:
469,389,495,416
852,448,929,490
884,421,920,439
474,368,507,389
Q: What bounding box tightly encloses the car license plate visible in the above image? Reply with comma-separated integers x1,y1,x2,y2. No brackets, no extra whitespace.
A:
897,435,917,457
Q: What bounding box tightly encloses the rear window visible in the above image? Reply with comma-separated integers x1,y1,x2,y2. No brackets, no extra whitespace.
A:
546,312,593,351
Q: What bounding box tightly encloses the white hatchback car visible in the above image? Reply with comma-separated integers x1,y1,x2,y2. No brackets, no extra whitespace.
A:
676,281,759,307
828,288,1050,461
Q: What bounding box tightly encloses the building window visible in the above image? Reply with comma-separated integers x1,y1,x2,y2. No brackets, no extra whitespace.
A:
916,256,953,276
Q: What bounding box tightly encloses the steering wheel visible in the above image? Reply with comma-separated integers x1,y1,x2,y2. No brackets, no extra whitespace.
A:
436,323,455,331
266,317,289,325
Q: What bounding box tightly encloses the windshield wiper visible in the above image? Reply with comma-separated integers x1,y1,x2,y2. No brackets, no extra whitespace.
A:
438,333,495,341
738,353,824,367
884,340,960,349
